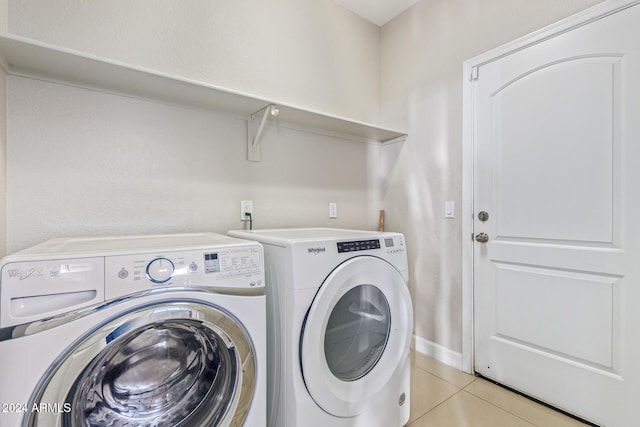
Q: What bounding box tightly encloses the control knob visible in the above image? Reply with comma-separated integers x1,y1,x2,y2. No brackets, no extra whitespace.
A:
146,258,175,283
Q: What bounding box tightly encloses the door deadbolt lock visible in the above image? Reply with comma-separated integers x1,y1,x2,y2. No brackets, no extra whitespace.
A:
478,211,489,222
475,232,489,243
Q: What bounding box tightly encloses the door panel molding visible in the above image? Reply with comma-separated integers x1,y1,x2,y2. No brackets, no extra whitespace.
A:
493,262,620,369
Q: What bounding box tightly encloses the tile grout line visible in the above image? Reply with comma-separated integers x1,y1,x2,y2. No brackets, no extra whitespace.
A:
411,361,478,390
411,387,538,427
463,378,596,427
409,364,537,427
411,357,543,426
459,385,538,427
406,388,468,427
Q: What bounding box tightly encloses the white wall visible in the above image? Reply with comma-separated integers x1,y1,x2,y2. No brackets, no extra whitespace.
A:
0,1,6,257
8,0,380,124
6,76,382,252
0,0,5,31
4,0,383,253
0,66,6,258
380,0,605,355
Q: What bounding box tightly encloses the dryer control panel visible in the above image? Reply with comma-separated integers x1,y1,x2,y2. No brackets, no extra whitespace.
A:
337,239,381,253
334,234,407,280
336,235,406,256
104,244,264,300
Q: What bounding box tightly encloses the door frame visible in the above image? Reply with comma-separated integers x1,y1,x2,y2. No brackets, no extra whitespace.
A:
460,0,639,374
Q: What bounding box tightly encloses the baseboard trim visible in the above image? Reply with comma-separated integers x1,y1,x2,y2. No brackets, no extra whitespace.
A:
412,335,463,371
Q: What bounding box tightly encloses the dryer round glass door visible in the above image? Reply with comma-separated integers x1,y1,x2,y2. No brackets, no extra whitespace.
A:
324,284,391,381
300,256,413,418
27,300,256,427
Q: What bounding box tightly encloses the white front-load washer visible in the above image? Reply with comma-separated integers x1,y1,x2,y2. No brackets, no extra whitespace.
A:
0,232,266,427
228,228,413,427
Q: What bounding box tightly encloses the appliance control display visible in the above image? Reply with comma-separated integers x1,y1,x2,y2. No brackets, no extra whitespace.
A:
217,248,261,275
204,252,220,273
337,239,381,253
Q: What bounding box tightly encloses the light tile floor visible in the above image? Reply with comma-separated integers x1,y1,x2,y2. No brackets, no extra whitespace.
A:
407,351,590,427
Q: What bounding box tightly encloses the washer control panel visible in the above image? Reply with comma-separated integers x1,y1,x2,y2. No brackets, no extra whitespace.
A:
105,244,263,300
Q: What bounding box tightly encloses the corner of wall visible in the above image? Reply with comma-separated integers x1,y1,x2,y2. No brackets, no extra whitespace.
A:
0,65,6,257
412,334,463,370
0,0,6,32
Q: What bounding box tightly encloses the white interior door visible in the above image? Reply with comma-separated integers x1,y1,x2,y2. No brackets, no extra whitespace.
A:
472,3,640,426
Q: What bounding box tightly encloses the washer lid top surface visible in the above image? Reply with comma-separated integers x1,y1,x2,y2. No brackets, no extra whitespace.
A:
9,232,257,260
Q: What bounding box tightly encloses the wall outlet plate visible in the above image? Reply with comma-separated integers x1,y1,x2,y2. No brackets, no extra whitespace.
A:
241,200,254,220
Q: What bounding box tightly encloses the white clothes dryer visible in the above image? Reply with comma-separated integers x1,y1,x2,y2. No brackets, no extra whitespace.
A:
228,228,413,427
0,232,266,427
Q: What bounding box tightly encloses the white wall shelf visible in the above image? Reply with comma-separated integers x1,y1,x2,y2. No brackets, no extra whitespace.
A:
0,33,406,143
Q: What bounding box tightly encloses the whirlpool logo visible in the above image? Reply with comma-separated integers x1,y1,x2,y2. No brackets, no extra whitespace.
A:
6,267,44,280
307,247,326,255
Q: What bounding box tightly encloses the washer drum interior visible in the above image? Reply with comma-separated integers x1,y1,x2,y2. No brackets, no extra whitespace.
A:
25,301,256,427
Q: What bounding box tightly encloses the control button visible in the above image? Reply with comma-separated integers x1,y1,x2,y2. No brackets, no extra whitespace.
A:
189,262,198,272
117,269,129,279
146,258,175,283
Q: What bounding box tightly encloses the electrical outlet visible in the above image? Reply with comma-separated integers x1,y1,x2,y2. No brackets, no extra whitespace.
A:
329,202,338,219
241,200,253,221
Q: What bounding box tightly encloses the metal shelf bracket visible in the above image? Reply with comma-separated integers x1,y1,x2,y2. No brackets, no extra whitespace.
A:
247,104,279,162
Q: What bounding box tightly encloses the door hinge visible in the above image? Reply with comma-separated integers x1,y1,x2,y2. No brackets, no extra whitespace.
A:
470,66,479,81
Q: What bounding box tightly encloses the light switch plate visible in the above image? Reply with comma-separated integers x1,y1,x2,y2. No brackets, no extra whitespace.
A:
445,201,455,219
329,202,338,219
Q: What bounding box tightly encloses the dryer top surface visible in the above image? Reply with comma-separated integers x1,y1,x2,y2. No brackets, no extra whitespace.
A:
229,228,401,245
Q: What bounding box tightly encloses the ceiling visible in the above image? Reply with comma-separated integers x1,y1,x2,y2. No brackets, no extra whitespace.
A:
332,0,419,26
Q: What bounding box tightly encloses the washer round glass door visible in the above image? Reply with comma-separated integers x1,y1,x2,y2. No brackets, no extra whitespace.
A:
300,256,413,417
27,300,256,427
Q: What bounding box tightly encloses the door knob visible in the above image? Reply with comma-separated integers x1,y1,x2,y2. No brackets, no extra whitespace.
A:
475,232,489,243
